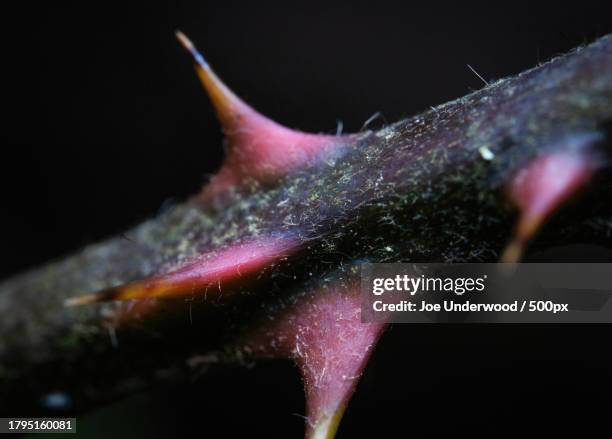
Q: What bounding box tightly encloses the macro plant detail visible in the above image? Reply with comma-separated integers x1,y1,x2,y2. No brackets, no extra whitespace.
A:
1,31,611,439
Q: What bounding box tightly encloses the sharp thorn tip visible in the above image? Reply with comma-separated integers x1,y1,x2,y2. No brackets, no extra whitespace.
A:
64,295,97,307
175,30,209,69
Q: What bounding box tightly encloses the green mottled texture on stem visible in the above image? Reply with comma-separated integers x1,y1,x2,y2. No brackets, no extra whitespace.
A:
1,35,612,413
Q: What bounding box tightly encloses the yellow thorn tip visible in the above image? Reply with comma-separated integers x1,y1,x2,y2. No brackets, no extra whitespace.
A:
64,293,103,307
175,30,243,126
308,405,347,439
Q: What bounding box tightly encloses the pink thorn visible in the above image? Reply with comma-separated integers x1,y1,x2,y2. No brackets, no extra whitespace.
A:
237,281,385,439
65,233,300,306
175,31,351,200
502,134,602,263
509,152,595,240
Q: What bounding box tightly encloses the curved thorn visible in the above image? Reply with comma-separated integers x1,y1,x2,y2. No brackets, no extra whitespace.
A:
175,32,352,198
65,234,300,305
501,132,604,262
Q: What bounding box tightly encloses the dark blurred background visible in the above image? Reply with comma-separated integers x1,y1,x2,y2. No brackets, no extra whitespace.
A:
1,1,612,437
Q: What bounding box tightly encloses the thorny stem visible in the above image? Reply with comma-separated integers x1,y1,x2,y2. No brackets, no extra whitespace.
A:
1,35,612,414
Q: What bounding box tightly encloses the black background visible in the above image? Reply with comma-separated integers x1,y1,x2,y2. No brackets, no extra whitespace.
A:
1,1,612,437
